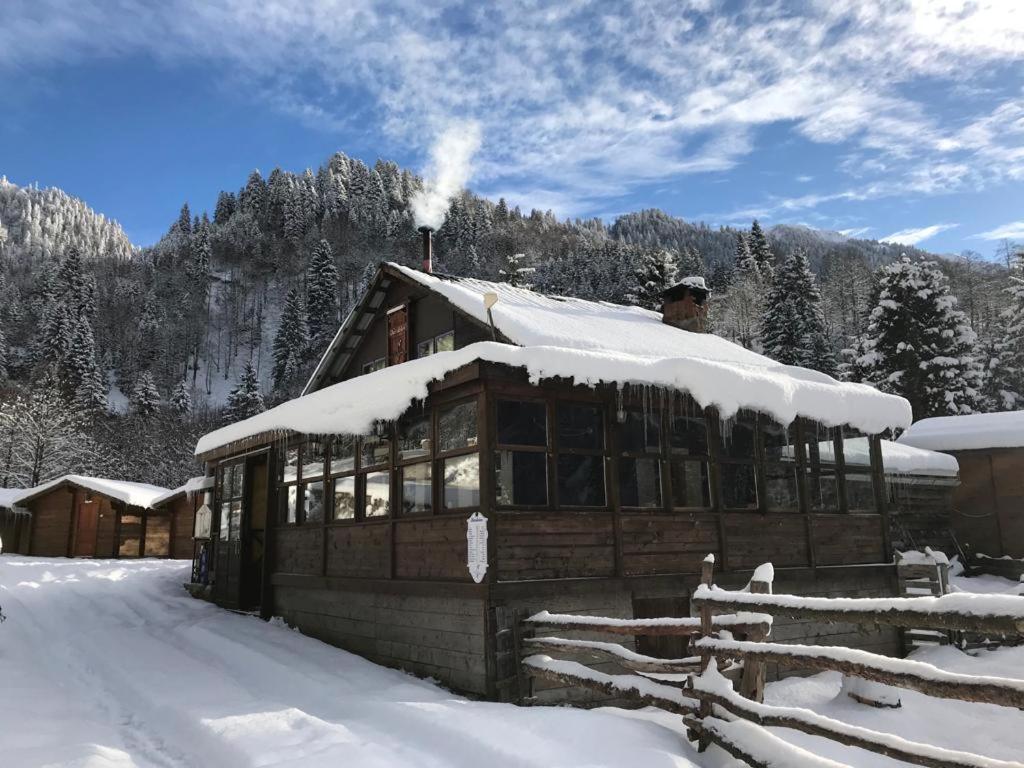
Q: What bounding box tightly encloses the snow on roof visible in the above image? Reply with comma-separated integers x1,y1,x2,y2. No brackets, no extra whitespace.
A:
897,411,1024,452
13,475,170,509
197,337,911,457
151,475,213,507
845,438,959,477
0,488,27,509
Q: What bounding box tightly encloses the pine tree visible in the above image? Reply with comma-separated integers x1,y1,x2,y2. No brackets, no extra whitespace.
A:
272,288,309,393
239,170,268,221
626,249,678,309
855,256,983,419
189,218,212,282
67,321,107,414
305,240,339,345
748,220,775,277
0,323,8,381
678,246,704,278
177,203,192,237
225,360,265,423
169,378,192,416
760,250,836,375
213,191,237,225
498,252,535,288
734,232,755,274
131,371,161,417
987,247,1024,409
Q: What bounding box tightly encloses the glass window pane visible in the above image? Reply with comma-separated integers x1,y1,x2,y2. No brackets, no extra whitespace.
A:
216,465,226,498
282,448,299,483
557,454,606,507
721,463,757,508
228,501,242,540
398,414,432,462
670,459,710,507
330,435,356,474
286,485,298,524
416,339,433,358
497,400,547,446
364,471,391,517
230,464,244,499
333,476,356,520
495,450,547,505
558,403,604,450
220,502,231,538
361,433,390,468
439,400,478,453
444,454,480,509
670,414,708,456
620,457,661,508
435,331,455,352
304,481,325,523
400,462,432,515
764,464,799,510
808,469,840,510
762,420,794,462
841,436,872,470
720,413,757,460
362,358,385,374
846,473,876,512
619,411,661,454
302,441,325,480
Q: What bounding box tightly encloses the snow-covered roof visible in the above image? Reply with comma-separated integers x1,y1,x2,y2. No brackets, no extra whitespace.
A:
845,438,959,477
197,336,911,457
897,411,1024,452
13,475,170,509
151,475,213,507
0,488,27,509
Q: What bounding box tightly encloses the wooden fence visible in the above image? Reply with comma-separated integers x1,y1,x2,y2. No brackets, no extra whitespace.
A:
521,553,1024,768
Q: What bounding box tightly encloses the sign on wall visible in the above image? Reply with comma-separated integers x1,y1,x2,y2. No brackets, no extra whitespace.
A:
194,504,213,540
466,512,488,583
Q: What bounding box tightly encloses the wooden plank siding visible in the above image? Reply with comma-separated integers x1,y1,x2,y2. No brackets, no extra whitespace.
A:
946,446,1024,559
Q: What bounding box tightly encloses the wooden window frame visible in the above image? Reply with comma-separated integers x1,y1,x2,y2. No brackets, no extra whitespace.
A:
436,395,483,513
326,434,359,524
664,402,714,512
715,410,761,512
494,395,551,511
759,416,801,513
553,399,610,510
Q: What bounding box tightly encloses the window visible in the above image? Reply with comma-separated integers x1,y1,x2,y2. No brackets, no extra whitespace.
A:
439,400,478,453
416,330,456,358
362,357,385,374
803,422,840,511
762,420,798,511
669,407,711,508
556,402,606,507
400,462,432,515
495,399,549,507
280,446,299,523
444,454,480,509
364,471,391,517
330,435,357,521
361,433,390,469
843,429,877,512
330,435,356,475
718,412,757,509
217,460,245,538
618,411,662,508
398,413,432,461
333,475,356,520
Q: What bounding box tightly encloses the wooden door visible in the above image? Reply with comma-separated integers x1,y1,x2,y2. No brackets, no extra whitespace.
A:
73,499,99,557
387,304,409,366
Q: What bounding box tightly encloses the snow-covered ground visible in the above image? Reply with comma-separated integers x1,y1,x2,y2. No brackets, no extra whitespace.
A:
2,556,1022,768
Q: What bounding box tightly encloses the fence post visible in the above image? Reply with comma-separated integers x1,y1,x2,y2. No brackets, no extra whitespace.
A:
697,554,715,752
740,578,769,702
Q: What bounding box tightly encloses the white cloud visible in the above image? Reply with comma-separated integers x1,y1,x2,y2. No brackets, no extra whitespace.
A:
880,223,958,246
975,221,1024,241
2,0,1023,215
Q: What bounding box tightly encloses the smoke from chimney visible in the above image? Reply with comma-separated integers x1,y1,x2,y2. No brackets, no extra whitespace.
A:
410,121,482,231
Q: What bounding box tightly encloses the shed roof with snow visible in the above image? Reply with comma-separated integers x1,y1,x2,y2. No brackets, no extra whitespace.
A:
897,411,1024,453
151,476,214,508
13,475,170,509
197,263,911,457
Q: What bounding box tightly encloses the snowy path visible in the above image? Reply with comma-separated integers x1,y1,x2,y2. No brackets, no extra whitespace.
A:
0,557,702,768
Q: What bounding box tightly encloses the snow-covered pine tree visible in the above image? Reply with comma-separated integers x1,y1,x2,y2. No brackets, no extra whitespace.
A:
214,191,236,225
169,378,192,416
177,203,192,237
305,240,339,345
498,252,535,288
189,218,212,282
131,371,161,417
760,250,836,375
272,287,309,394
0,323,8,381
855,256,984,419
748,220,775,277
626,249,678,309
987,247,1024,409
67,321,107,414
679,246,704,278
734,231,755,274
224,360,265,424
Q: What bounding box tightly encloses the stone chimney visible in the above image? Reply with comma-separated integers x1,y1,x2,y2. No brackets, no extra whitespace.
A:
661,277,710,332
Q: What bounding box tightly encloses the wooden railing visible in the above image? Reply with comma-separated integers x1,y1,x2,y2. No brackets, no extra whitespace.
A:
521,553,1024,768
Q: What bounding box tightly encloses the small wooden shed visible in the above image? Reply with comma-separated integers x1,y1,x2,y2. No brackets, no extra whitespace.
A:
16,475,171,558
150,476,213,562
0,488,30,554
898,411,1024,558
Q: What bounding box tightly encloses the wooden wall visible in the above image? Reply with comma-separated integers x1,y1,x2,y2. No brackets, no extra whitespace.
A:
0,509,30,554
160,494,198,559
27,487,74,556
951,447,1024,558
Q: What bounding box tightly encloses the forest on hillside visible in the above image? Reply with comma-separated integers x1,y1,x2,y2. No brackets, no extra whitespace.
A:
0,156,1020,489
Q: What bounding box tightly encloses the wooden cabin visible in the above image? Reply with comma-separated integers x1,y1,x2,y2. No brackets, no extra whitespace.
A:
149,476,213,562
898,411,1024,559
16,475,171,558
191,253,915,699
0,489,30,554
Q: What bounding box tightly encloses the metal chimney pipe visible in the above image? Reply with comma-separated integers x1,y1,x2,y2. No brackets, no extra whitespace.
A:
418,226,434,273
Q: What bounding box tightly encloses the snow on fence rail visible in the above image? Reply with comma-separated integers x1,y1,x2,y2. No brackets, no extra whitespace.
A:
520,552,1024,768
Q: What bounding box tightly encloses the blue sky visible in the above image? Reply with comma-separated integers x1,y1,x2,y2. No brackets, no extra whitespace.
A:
1,1,1022,256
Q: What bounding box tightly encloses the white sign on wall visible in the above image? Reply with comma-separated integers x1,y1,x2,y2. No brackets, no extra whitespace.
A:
194,504,213,539
466,512,488,583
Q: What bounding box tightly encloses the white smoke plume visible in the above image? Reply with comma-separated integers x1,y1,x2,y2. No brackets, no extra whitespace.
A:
410,120,482,231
